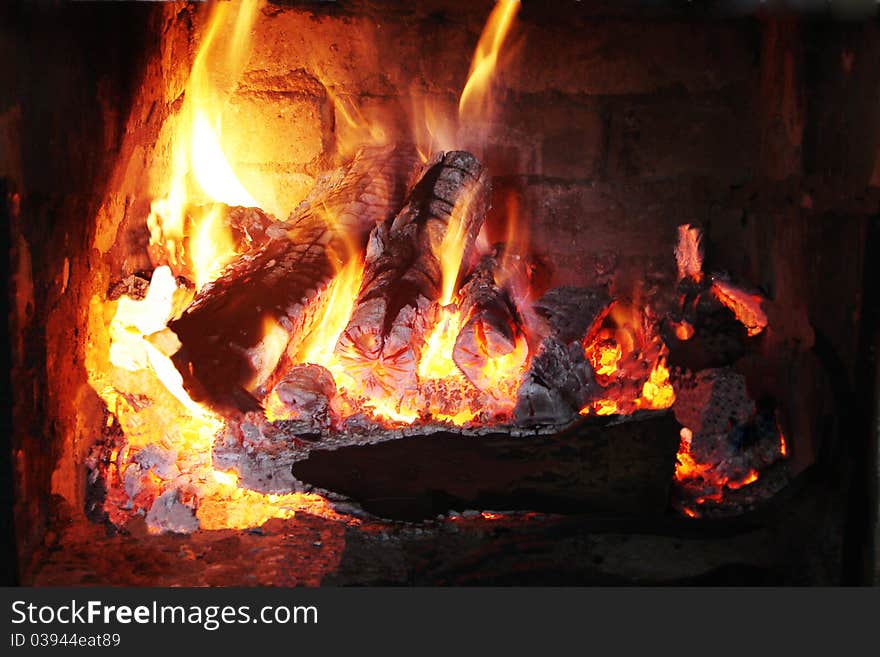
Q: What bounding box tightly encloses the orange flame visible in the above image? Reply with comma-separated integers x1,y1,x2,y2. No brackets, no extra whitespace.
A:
459,0,520,123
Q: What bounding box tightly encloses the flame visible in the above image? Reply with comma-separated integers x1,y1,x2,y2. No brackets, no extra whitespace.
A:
478,330,529,401
148,0,264,290
727,470,759,490
190,204,237,290
212,468,239,487
296,258,365,370
637,358,675,410
674,427,712,480
586,332,622,379
324,83,389,159
418,306,465,381
494,192,532,301
674,417,788,517
87,1,352,533
592,400,619,416
459,0,520,122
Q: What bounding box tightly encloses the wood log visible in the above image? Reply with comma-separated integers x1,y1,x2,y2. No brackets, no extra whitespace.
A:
286,411,681,521
514,286,613,426
168,143,419,413
333,151,491,397
452,251,527,395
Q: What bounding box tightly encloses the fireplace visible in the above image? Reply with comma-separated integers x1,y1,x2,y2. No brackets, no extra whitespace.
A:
3,0,878,586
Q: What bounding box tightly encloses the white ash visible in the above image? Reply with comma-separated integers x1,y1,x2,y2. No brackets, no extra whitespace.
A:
132,444,180,480
145,488,199,534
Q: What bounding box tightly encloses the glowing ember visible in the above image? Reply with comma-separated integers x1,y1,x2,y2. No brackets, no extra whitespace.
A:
585,330,622,379
671,320,695,341
580,303,676,416
711,278,769,337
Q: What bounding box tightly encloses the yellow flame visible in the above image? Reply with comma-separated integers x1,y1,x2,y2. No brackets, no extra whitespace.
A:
190,204,238,290
458,0,520,122
212,469,240,487
148,0,264,290
296,258,365,370
418,306,464,380
324,83,389,159
593,399,619,416
637,358,675,410
191,110,259,208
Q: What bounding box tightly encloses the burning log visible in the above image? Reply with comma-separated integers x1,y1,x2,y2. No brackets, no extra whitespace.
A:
452,251,527,396
168,143,419,413
514,287,612,426
334,150,491,397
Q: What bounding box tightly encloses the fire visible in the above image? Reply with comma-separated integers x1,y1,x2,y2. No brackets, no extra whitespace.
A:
87,0,351,533
674,428,711,480
418,306,465,381
580,302,675,416
726,470,759,490
147,0,265,290
190,204,238,290
591,400,619,416
296,258,365,372
459,0,520,122
245,315,290,395
638,359,675,410
586,332,622,379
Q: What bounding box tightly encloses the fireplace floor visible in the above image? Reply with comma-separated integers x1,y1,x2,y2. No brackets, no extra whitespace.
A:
26,467,844,586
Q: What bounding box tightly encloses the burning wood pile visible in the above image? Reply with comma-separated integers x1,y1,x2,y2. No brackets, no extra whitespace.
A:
83,0,790,534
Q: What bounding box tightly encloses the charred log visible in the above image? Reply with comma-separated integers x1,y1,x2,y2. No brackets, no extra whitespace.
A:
288,411,681,521
514,286,612,426
662,285,750,371
334,151,491,397
168,143,419,413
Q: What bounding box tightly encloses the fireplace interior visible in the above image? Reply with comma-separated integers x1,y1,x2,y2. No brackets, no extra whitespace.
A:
2,0,879,586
